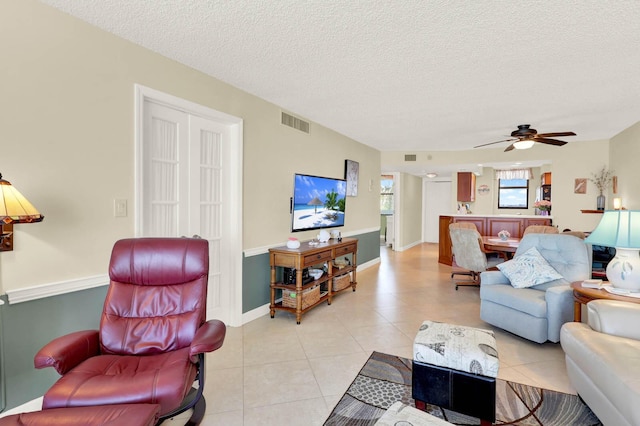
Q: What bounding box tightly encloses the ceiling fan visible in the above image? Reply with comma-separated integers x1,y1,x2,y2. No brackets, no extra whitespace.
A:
475,124,576,152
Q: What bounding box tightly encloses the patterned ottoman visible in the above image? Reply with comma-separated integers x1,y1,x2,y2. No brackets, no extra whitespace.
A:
412,321,499,426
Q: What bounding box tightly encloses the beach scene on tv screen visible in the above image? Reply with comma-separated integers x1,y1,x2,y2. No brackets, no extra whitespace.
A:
293,174,346,230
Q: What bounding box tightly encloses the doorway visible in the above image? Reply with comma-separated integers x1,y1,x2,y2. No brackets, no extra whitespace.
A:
423,179,452,243
135,85,243,326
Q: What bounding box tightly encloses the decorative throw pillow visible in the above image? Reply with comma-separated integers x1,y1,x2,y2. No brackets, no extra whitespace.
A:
497,246,563,289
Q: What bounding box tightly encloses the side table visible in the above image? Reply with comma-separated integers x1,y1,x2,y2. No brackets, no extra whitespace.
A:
570,281,640,322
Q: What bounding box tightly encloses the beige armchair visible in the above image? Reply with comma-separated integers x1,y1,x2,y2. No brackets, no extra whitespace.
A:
561,300,640,426
523,225,558,235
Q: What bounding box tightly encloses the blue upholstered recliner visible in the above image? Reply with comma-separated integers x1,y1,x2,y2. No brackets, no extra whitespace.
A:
480,234,591,343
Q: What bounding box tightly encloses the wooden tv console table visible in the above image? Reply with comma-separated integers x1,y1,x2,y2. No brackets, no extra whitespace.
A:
269,237,358,324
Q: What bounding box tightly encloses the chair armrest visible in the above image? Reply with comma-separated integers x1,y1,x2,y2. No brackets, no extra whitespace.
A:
544,285,574,342
34,330,99,375
190,319,226,359
587,299,640,341
480,270,510,286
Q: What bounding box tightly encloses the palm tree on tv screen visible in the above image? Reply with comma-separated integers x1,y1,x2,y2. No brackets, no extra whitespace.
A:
324,190,339,211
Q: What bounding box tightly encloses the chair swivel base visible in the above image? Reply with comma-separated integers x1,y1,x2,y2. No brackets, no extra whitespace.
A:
454,272,480,290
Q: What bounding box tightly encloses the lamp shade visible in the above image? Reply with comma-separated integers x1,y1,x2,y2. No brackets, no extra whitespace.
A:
586,210,640,291
0,174,44,224
513,140,535,150
585,210,640,249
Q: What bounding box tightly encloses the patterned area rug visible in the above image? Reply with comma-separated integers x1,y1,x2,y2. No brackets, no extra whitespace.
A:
324,351,602,426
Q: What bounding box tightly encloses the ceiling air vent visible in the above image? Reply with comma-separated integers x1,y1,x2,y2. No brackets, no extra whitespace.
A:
281,112,310,134
404,154,417,161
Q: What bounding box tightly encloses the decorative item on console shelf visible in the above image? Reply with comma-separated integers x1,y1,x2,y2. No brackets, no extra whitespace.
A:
283,267,313,285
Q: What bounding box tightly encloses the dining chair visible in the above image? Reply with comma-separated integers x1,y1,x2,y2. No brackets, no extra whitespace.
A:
449,222,480,280
523,225,559,235
449,224,502,290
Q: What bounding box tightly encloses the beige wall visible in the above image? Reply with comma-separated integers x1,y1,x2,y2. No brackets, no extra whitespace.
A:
396,173,423,249
0,1,380,293
610,121,640,209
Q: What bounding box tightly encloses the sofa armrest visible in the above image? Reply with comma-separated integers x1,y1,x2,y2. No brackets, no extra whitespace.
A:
189,319,226,360
480,270,510,286
34,330,99,375
587,299,640,341
545,285,574,342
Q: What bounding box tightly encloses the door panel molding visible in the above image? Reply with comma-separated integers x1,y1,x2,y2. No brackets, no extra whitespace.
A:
134,84,243,326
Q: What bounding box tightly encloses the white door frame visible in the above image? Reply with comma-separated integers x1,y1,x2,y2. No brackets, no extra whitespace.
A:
134,84,243,327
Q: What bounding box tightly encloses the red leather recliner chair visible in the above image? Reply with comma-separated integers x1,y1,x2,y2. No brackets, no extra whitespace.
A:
34,238,226,425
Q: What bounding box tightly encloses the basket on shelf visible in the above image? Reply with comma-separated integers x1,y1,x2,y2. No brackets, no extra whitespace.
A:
282,285,320,310
333,273,352,292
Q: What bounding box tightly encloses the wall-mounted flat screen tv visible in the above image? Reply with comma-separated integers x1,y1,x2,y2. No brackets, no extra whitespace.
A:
291,173,346,232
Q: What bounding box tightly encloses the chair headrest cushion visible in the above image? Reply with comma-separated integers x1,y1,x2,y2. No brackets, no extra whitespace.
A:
109,238,209,286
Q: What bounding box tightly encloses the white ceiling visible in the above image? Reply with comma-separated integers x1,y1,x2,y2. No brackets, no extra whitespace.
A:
40,1,640,158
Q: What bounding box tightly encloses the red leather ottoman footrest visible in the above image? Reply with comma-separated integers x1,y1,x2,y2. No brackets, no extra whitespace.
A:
0,404,160,426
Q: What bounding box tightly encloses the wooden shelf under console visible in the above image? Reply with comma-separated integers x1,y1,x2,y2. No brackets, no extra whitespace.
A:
269,237,358,324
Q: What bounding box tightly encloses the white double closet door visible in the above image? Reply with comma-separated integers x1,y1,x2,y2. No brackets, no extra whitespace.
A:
140,99,235,323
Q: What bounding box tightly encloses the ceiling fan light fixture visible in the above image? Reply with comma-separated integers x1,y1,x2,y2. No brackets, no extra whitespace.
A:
513,140,535,150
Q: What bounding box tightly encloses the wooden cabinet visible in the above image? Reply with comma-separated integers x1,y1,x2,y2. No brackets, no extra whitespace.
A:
487,217,522,238
455,217,486,235
541,172,552,185
269,237,358,324
457,172,476,202
438,216,454,264
438,216,553,265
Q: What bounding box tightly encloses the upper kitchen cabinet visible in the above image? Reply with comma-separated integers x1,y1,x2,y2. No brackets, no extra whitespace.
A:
457,172,476,202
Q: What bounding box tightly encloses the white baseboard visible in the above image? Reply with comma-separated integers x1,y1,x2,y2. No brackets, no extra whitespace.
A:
394,240,422,252
0,397,42,418
242,303,272,324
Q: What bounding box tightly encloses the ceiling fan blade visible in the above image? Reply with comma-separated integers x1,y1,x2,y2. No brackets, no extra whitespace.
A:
536,131,576,138
474,138,516,148
532,137,568,146
504,144,515,152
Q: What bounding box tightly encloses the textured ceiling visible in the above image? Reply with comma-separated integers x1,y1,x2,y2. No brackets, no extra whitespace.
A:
40,0,640,154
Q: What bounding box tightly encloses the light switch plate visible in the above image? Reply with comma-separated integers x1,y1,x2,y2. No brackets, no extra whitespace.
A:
114,199,127,217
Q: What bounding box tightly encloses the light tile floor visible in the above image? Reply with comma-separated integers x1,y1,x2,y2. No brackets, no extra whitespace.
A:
2,243,574,425
193,243,576,425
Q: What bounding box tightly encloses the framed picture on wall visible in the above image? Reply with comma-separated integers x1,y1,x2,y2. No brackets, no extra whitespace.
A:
574,178,587,194
345,159,359,197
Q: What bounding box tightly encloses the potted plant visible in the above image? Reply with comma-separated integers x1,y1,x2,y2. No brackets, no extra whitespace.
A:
589,167,614,210
534,200,552,215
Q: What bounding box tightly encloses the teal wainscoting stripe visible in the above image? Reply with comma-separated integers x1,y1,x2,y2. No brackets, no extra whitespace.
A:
242,251,272,313
0,286,108,412
242,230,381,314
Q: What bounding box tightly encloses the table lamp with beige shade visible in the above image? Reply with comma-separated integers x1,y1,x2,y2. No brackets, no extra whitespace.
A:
0,173,44,251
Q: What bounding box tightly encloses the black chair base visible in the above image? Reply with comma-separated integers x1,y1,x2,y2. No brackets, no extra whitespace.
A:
157,354,207,425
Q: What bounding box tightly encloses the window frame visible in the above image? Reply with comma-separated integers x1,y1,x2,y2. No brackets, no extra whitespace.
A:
497,178,529,209
380,175,394,215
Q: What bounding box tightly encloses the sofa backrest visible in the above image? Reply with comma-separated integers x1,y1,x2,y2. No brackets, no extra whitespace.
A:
515,233,591,287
